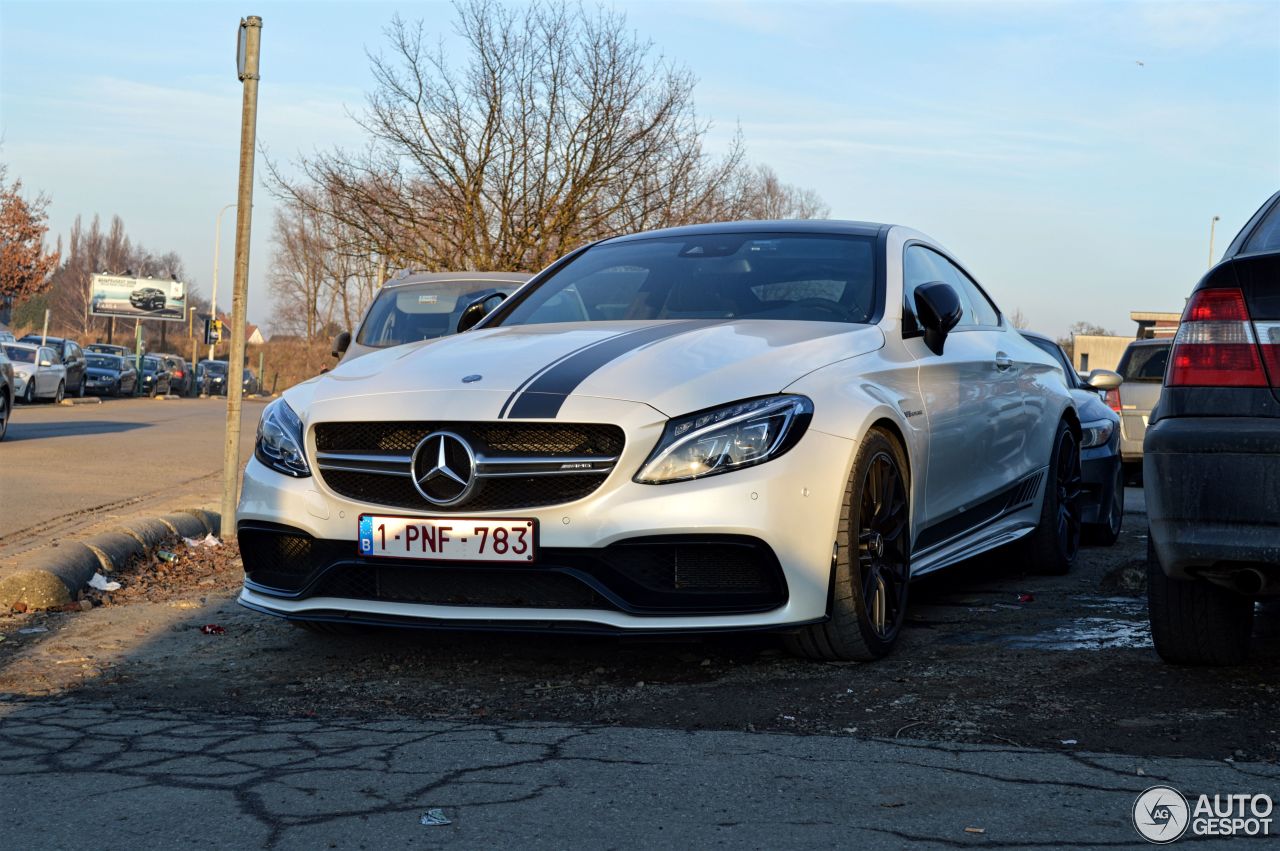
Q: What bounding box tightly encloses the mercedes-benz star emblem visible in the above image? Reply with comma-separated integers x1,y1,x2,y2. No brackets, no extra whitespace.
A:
410,431,477,506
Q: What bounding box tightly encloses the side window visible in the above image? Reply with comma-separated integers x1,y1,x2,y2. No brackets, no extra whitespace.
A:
938,257,1001,327
903,245,973,329
1244,203,1280,254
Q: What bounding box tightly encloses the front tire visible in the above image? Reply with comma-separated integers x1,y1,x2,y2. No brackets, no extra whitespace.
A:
23,383,34,405
1147,538,1253,665
77,376,86,397
54,381,65,404
0,390,9,441
786,428,911,662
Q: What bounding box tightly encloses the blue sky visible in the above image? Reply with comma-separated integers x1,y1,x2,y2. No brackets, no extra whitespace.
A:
1,0,1277,335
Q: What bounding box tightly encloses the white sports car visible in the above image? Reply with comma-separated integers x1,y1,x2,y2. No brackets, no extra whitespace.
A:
238,221,1082,660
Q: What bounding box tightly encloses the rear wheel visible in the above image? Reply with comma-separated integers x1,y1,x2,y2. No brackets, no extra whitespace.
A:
1084,462,1124,546
1147,537,1253,665
77,376,86,397
1011,419,1081,575
786,428,911,661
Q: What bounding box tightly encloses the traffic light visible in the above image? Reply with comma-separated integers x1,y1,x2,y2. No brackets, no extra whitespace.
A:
204,318,223,345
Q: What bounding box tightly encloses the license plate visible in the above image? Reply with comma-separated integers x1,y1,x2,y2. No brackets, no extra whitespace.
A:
358,515,536,563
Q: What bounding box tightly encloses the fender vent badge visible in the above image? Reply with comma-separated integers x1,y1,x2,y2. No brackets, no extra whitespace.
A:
461,374,483,384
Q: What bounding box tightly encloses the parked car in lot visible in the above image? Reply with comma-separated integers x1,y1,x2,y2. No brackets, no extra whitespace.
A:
198,359,228,395
85,343,131,358
242,367,260,396
239,220,1083,661
332,271,530,362
1111,338,1171,477
17,335,87,397
1020,331,1125,545
84,353,138,397
139,355,172,397
160,354,192,395
4,342,67,403
129,287,167,312
0,344,13,441
1146,190,1280,665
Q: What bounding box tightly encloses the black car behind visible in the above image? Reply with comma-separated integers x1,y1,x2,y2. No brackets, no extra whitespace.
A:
139,355,172,398
1145,190,1280,665
84,354,137,397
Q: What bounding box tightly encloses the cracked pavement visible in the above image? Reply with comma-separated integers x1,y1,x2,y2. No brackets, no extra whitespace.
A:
3,699,1275,848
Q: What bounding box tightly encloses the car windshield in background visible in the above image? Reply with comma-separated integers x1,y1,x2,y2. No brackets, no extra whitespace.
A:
1118,343,1170,382
497,233,879,327
357,281,505,348
86,355,122,370
143,356,162,371
205,362,227,375
3,345,36,364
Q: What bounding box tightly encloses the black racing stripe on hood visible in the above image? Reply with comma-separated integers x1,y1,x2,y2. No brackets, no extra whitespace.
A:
504,320,712,419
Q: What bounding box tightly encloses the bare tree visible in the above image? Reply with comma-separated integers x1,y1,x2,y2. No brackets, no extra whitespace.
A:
0,164,61,324
1006,307,1029,330
268,0,826,278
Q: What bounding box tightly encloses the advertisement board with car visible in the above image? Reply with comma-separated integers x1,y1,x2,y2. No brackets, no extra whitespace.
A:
90,274,186,321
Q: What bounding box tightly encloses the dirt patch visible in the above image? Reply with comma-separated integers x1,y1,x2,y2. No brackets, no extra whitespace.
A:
2,502,1278,764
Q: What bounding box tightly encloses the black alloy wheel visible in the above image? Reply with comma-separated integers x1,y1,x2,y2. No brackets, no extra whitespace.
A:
787,428,912,661
1053,427,1083,565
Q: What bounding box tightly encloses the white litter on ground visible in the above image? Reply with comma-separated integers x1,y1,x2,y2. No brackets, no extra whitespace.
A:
183,534,222,549
420,809,451,826
88,573,122,592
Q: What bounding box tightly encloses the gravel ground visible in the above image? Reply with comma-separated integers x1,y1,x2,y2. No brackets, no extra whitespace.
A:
2,491,1278,766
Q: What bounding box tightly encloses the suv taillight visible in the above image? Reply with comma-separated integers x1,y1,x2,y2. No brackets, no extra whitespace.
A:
1167,289,1272,387
1103,387,1121,412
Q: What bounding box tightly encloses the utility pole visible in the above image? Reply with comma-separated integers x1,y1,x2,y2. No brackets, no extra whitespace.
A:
220,14,262,530
1208,215,1221,269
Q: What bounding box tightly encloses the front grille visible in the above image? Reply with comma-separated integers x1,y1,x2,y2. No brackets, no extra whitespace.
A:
314,422,624,456
312,421,625,512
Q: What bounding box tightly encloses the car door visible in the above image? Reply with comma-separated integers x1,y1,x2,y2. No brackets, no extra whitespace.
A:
902,244,1023,545
38,347,57,395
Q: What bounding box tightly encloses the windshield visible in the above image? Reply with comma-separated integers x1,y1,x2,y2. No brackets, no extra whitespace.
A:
497,233,878,327
143,356,162,371
1118,343,1170,382
87,355,121,370
357,281,509,348
3,345,36,364
205,362,227,375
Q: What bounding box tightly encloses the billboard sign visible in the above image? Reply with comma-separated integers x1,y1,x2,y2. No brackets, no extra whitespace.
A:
90,274,186,321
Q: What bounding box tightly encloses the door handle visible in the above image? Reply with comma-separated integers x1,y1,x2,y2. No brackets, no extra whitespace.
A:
994,352,1014,371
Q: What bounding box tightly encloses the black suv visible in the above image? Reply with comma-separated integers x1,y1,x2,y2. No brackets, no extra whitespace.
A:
1145,191,1280,665
17,335,87,397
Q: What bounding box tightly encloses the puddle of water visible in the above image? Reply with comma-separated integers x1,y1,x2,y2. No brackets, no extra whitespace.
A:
1005,616,1152,651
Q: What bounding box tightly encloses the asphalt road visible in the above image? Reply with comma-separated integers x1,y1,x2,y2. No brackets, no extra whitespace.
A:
0,396,261,557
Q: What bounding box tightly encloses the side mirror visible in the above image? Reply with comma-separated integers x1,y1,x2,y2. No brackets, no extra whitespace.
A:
331,331,351,359
456,292,506,333
913,282,963,355
1086,369,1123,391
39,359,53,368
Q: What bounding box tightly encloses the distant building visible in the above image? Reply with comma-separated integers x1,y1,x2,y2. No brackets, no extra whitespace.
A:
245,324,265,346
1131,310,1181,339
1072,334,1131,374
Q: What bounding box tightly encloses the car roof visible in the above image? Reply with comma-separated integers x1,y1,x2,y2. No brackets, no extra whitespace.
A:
1127,338,1171,347
600,219,889,245
5,341,40,350
384,271,531,289
20,334,67,343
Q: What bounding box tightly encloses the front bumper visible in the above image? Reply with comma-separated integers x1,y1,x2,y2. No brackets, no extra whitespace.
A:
1145,417,1280,578
237,425,856,631
1079,442,1121,527
13,375,29,395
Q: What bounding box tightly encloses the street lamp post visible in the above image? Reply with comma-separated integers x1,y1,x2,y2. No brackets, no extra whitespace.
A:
1208,215,1221,269
208,202,237,369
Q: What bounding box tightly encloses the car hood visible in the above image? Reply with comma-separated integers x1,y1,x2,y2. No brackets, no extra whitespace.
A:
86,367,121,378
291,319,885,419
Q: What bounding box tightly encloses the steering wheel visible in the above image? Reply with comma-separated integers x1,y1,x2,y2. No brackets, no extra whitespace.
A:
790,297,856,321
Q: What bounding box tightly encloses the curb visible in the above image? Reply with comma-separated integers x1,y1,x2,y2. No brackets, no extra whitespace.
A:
59,397,102,406
0,508,224,610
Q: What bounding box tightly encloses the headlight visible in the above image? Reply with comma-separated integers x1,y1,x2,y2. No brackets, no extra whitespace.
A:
635,395,813,484
255,398,310,477
1080,417,1115,449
